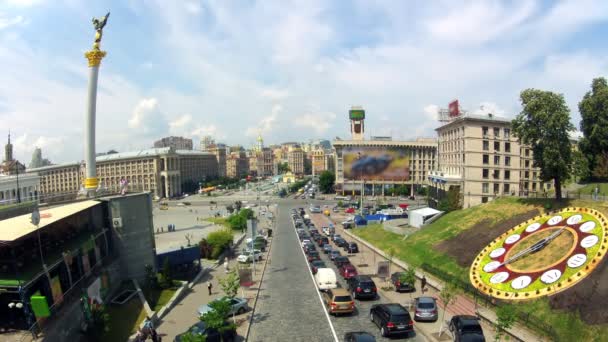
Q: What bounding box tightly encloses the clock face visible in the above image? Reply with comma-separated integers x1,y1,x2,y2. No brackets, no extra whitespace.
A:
470,207,608,300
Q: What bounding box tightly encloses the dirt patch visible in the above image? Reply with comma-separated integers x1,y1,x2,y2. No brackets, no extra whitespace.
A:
549,258,608,324
434,209,540,268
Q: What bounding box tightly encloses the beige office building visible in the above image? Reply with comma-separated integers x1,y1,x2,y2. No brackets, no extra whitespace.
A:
288,146,305,176
28,147,218,201
428,113,551,208
153,136,193,150
226,152,249,179
208,145,227,178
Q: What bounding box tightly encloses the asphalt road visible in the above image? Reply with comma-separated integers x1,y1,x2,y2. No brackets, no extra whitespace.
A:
247,203,336,342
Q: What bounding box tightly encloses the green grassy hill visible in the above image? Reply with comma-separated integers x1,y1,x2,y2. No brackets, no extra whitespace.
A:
353,197,608,341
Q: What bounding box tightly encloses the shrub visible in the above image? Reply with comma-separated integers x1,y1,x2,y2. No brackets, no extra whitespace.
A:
206,229,234,259
199,238,213,259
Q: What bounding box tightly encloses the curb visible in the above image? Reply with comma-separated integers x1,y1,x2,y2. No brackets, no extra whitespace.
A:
244,231,275,340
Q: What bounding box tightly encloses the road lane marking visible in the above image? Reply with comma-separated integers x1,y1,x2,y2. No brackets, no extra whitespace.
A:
291,212,340,342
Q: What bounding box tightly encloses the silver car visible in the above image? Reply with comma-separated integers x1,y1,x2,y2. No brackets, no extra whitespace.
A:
413,297,438,322
197,297,249,317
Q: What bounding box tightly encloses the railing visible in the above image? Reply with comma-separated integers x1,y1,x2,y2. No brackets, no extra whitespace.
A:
420,263,559,341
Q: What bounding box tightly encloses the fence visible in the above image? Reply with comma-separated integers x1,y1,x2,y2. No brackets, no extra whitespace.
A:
420,263,559,341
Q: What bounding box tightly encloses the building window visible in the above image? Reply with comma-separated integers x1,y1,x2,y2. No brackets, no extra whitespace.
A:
504,170,510,180
493,127,500,137
505,142,511,153
493,183,500,194
525,171,529,179
493,170,500,179
482,126,489,137
482,183,489,193
504,183,510,194
504,128,510,138
532,182,537,191
525,160,530,168
482,169,489,179
483,140,489,151
483,154,489,164
494,141,500,151
482,196,489,203
505,156,511,166
533,172,537,180
494,155,500,165
525,149,530,157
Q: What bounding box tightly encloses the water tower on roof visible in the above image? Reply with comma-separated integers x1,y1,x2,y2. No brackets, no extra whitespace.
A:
349,106,365,140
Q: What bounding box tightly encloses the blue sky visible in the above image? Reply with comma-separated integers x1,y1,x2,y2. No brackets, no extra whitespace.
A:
1,0,608,163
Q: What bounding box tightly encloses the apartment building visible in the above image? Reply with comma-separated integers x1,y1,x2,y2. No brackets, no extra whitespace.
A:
428,113,550,208
226,152,249,179
208,145,227,178
288,146,305,176
153,136,193,150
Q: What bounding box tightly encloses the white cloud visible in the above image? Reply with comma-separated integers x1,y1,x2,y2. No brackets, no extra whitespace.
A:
423,105,440,120
128,98,167,137
246,104,282,138
0,14,24,30
190,124,219,138
472,102,507,116
260,87,289,101
4,0,44,7
168,114,192,133
294,110,336,134
184,0,202,14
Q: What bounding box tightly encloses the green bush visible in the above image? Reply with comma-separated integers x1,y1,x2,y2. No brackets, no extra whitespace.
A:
206,230,234,259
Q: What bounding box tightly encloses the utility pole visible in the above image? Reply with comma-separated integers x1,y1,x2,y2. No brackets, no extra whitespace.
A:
15,163,21,204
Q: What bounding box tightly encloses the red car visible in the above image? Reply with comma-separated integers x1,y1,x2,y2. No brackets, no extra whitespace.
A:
345,208,356,214
339,264,358,279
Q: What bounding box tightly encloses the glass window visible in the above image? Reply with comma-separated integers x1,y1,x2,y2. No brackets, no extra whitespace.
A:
493,127,500,137
505,142,511,153
525,171,529,179
505,156,511,166
525,149,530,157
504,183,510,193
504,170,510,180
493,170,500,179
482,126,489,136
482,169,489,179
494,141,500,151
482,196,489,203
482,183,489,193
494,156,500,165
504,128,510,138
525,160,530,168
532,182,537,191
483,141,489,151
493,183,500,193
483,155,489,164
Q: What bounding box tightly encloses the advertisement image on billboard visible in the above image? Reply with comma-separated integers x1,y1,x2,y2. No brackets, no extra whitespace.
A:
343,146,410,181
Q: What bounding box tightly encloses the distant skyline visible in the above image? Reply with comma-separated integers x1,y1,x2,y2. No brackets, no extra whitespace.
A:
1,1,607,163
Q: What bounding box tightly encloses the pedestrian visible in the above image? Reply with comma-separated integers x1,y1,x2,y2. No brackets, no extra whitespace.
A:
224,260,229,273
421,274,427,293
207,281,213,295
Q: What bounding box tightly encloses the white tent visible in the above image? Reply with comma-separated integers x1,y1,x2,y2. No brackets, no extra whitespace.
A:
409,207,442,228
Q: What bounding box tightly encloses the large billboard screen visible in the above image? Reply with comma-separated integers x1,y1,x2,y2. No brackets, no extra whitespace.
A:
349,109,365,120
342,146,410,181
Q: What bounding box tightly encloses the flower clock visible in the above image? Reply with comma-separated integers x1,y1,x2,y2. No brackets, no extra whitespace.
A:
470,207,607,300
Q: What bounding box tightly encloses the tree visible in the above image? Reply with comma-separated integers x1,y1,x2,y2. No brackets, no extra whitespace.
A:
227,214,246,232
592,152,608,179
438,282,459,337
578,77,608,179
225,205,234,214
179,332,207,342
278,162,290,174
400,267,416,299
84,302,110,341
278,188,287,198
512,89,575,200
199,298,236,342
494,304,518,342
446,186,462,211
571,150,590,182
318,171,335,194
234,201,242,212
218,269,240,299
239,208,255,220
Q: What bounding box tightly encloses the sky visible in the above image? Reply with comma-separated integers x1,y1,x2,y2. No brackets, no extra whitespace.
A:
1,0,608,164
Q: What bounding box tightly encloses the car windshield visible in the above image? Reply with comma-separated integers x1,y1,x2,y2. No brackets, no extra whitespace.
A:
334,296,352,302
418,302,435,309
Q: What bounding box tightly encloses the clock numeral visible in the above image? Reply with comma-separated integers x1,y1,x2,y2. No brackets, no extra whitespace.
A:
483,261,501,273
505,234,521,245
579,221,596,233
567,254,587,268
580,235,599,249
547,215,563,226
566,214,582,225
540,269,562,284
490,272,510,284
525,223,541,233
489,248,506,258
511,275,532,290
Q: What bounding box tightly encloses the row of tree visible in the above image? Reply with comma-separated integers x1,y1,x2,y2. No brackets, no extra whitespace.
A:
512,77,608,200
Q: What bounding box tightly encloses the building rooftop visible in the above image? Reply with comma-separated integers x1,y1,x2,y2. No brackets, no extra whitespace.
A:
436,113,511,131
332,138,437,147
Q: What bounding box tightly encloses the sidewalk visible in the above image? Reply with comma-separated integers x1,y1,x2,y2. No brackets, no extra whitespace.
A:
317,212,545,342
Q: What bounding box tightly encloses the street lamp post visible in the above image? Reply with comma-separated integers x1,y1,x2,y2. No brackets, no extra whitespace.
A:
15,163,21,204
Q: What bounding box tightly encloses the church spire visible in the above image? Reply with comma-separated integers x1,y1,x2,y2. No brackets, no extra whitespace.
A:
5,130,13,162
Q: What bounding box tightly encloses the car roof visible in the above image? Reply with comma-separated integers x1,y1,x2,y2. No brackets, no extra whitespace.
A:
331,288,350,296
383,303,408,314
417,297,436,303
455,315,482,325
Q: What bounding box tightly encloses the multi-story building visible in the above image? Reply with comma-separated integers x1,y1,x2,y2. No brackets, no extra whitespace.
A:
200,136,215,151
226,152,249,179
256,148,275,177
28,147,218,201
0,173,40,205
153,136,193,150
0,133,26,176
428,112,551,208
208,145,227,178
288,146,305,176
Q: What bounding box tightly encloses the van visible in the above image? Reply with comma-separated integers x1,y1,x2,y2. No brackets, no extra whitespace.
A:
315,268,337,290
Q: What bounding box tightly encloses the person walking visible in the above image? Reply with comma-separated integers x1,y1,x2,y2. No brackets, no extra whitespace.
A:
421,274,427,294
224,260,229,273
207,281,213,295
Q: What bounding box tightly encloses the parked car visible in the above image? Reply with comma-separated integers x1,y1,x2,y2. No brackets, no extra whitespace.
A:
347,275,377,299
390,272,416,293
334,256,351,268
369,303,413,337
307,250,321,262
332,206,340,213
334,238,349,248
345,207,356,214
413,297,438,322
343,331,376,342
449,315,486,342
174,321,236,342
315,268,338,290
331,234,342,243
301,239,312,248
197,297,248,317
237,250,262,263
310,260,326,275
346,242,359,254
322,288,355,316
330,250,341,261
323,244,333,254
317,237,329,247
339,264,358,279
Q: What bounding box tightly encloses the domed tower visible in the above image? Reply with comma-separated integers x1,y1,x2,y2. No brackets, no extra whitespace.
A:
349,106,365,140
256,133,264,152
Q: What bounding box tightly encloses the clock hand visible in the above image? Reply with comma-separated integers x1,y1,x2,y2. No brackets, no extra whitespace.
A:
498,226,567,267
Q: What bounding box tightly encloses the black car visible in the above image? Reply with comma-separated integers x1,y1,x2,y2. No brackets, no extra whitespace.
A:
344,331,376,342
307,250,321,262
317,237,329,247
345,242,359,253
347,275,377,299
449,315,486,342
369,303,413,337
334,238,349,248
334,256,351,268
304,244,317,254
310,260,326,274
174,321,236,342
390,272,415,292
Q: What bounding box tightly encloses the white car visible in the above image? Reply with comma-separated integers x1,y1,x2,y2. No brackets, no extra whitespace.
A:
301,239,311,247
237,250,262,263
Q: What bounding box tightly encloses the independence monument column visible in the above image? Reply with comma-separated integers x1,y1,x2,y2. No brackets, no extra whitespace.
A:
81,12,110,197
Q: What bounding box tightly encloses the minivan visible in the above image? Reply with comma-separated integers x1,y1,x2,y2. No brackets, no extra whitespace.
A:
315,268,338,290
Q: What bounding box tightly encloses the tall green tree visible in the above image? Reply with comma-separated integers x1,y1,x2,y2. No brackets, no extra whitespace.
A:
278,162,290,174
571,150,590,182
578,77,608,179
218,270,240,299
512,89,574,200
318,171,335,193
